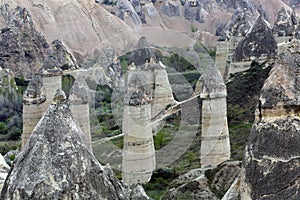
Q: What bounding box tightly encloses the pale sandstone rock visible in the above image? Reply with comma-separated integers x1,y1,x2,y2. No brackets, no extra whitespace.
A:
69,77,92,151
199,65,230,167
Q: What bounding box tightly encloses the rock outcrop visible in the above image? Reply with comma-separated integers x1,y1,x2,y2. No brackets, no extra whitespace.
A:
272,7,295,36
183,0,202,22
235,14,277,61
69,77,92,151
198,65,230,167
2,90,131,199
240,39,300,199
0,4,50,78
122,71,155,186
0,153,9,193
22,74,47,148
160,0,180,17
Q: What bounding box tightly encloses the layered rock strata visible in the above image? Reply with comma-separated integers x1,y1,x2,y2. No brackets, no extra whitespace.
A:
240,39,300,199
1,90,131,199
69,77,92,151
122,71,155,186
199,65,230,167
22,74,47,148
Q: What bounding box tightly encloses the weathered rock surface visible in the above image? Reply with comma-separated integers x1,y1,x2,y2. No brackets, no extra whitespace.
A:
122,71,155,186
183,0,202,22
117,0,142,26
272,7,295,36
160,0,180,17
234,14,277,61
241,39,300,199
221,9,254,39
0,153,9,193
199,65,230,168
69,77,92,151
0,4,50,78
22,74,47,148
2,91,132,199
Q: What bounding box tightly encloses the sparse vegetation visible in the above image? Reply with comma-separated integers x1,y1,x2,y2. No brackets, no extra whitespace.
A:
190,24,198,32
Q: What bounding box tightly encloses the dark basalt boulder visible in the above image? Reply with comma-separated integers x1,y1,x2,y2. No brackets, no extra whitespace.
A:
272,7,295,36
234,15,277,61
0,91,130,199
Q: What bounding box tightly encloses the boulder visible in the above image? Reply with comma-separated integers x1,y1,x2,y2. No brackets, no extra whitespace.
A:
0,154,10,193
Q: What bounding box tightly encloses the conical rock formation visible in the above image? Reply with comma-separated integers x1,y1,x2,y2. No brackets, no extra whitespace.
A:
234,14,277,61
241,39,300,199
2,91,130,199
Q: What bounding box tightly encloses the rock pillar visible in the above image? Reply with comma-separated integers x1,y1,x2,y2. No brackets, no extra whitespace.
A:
22,74,47,148
69,77,92,151
122,73,155,186
199,65,230,167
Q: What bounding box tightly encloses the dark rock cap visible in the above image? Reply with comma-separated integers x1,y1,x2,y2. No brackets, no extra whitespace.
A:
1,97,129,199
234,15,277,61
40,39,78,77
199,65,227,99
69,77,90,105
23,74,46,105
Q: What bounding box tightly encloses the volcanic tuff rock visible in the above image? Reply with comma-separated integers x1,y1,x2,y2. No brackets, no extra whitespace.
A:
117,0,142,26
22,74,46,105
0,154,9,193
183,0,203,22
0,4,49,78
221,9,254,39
234,14,277,61
160,0,180,17
241,39,300,199
2,91,133,199
272,7,295,36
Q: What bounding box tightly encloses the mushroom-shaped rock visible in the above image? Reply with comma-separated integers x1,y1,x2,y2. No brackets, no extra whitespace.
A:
69,77,92,151
199,65,227,99
1,98,129,199
23,74,46,105
198,65,230,167
234,15,277,61
272,7,295,36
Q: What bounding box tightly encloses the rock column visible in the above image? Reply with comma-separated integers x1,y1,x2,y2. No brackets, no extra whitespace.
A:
122,73,155,186
22,74,47,148
199,65,230,167
69,77,92,151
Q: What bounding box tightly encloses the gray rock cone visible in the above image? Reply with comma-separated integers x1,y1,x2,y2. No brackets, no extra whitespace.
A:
1,90,129,199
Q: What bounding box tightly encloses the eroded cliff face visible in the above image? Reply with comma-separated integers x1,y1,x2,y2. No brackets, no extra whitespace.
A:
241,40,300,199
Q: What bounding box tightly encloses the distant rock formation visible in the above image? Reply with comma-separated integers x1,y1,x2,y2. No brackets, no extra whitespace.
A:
117,0,143,26
0,4,50,78
122,71,155,186
22,74,47,148
183,0,203,23
1,90,132,199
272,7,295,36
0,67,18,98
160,0,180,17
221,9,254,39
198,65,230,167
69,77,92,151
234,14,277,61
239,39,300,199
0,154,9,193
